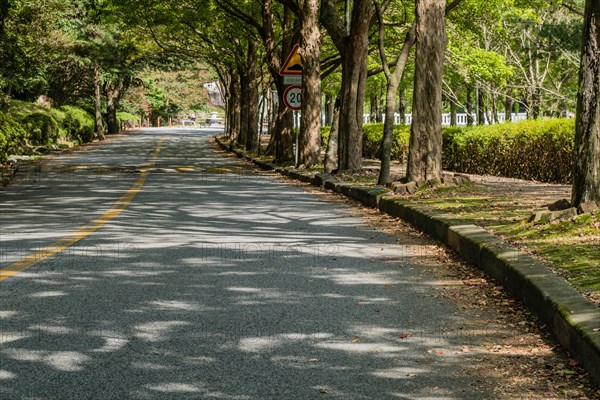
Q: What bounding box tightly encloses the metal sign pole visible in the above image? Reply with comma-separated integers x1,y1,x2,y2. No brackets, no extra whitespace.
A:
294,111,299,166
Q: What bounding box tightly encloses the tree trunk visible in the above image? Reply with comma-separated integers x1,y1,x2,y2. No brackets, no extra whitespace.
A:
337,0,371,172
261,0,294,162
477,84,485,125
273,101,294,162
491,92,499,124
370,93,378,123
398,89,406,124
466,84,473,126
105,77,127,135
450,99,457,126
532,86,541,119
378,86,385,123
298,0,321,168
572,0,600,207
379,86,399,185
504,89,513,122
325,94,334,126
245,41,259,151
106,96,118,134
374,7,416,185
324,98,340,173
93,64,105,141
238,66,249,146
526,86,541,119
229,70,241,141
406,0,447,182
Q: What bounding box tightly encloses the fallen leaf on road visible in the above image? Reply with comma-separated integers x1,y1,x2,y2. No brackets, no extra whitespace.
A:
319,388,328,394
352,336,361,343
399,333,411,339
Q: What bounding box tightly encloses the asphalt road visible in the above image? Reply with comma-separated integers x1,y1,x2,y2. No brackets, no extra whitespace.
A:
1,128,495,399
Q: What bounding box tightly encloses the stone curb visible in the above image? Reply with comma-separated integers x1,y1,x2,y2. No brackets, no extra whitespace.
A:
214,135,600,387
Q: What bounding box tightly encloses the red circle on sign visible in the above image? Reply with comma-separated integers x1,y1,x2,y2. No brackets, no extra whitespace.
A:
283,85,302,111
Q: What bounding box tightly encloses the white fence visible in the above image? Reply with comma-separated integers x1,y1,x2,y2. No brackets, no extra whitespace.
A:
287,111,533,129
360,112,529,126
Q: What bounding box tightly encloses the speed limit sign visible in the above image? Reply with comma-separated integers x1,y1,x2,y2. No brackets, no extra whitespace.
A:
283,85,302,110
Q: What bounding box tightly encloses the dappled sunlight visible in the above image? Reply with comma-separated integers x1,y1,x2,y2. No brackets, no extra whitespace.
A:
370,367,429,379
316,341,409,354
0,370,17,380
0,311,19,319
28,290,68,298
0,131,579,398
90,336,129,353
3,349,91,371
133,320,191,342
311,268,404,285
238,332,328,353
142,382,253,399
144,300,213,312
29,323,76,335
146,383,202,393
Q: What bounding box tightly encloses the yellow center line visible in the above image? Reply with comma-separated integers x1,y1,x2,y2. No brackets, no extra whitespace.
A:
0,135,169,282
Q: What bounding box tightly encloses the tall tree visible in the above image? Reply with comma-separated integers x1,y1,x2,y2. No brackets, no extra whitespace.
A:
406,0,447,182
262,0,295,162
374,0,415,185
298,0,321,168
318,0,372,172
338,0,372,171
571,0,600,207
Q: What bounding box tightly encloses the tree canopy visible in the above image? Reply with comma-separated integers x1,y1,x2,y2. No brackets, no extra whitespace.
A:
1,0,596,204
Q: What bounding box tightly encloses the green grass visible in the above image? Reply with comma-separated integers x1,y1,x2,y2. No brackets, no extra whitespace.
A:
497,211,600,294
411,185,600,304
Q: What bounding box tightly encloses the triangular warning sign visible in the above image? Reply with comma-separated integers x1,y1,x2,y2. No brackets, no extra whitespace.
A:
279,44,302,76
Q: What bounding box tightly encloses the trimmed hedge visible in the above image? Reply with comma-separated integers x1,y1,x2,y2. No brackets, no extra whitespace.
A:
321,118,574,184
0,112,27,163
442,118,575,184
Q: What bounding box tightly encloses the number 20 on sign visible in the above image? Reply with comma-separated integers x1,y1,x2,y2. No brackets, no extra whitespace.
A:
283,85,302,111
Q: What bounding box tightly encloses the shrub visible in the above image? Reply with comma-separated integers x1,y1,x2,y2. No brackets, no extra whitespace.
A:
21,112,59,146
9,100,63,145
117,111,141,123
61,106,95,143
442,118,575,183
0,112,27,163
7,100,49,120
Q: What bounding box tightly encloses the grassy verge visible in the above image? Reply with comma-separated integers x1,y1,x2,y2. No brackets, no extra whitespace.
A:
409,184,600,306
